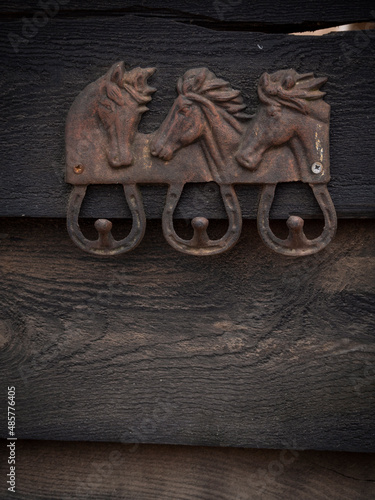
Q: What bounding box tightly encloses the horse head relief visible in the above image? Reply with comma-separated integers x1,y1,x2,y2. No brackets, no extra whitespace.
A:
150,67,252,255
65,63,337,257
236,69,337,256
65,61,156,255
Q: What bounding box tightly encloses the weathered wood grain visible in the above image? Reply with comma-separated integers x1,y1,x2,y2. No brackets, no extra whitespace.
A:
1,0,374,25
0,218,374,450
0,16,374,219
1,440,375,500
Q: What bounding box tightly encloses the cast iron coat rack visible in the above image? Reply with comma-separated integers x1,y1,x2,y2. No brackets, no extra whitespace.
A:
65,62,337,257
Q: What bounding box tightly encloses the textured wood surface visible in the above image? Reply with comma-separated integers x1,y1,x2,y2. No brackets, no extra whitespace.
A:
0,15,374,219
1,440,375,499
0,218,374,450
1,0,374,25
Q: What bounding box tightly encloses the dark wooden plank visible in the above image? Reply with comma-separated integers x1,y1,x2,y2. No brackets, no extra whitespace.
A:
1,440,375,500
0,218,374,450
1,0,374,25
0,16,374,219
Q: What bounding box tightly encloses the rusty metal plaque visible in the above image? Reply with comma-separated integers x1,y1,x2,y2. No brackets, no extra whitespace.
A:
65,62,337,256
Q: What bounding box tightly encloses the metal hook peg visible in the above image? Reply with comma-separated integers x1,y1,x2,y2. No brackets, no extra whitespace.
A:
257,183,337,256
162,183,242,256
93,218,116,248
284,216,311,248
67,184,146,256
190,217,210,247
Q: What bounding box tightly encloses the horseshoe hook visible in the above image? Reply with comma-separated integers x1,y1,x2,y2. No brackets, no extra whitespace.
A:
162,183,242,256
257,183,337,256
67,184,146,256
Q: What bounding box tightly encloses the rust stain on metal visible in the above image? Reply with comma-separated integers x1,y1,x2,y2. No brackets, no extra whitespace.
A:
65,63,337,257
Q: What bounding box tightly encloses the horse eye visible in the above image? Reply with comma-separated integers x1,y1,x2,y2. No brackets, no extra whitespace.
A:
283,76,295,89
179,106,190,115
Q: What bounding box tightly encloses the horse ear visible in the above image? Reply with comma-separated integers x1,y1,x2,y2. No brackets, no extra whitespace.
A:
106,84,125,106
105,61,125,106
177,76,183,95
109,61,126,85
105,62,127,106
192,68,211,92
180,68,210,94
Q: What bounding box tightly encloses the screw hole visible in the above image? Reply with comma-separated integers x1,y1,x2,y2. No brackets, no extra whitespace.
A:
74,164,84,174
311,162,323,174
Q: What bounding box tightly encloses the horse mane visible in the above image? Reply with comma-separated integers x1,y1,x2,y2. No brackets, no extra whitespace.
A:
258,69,328,115
120,66,157,105
102,62,156,111
177,67,251,120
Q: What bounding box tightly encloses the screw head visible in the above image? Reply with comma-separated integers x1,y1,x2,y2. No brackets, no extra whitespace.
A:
311,162,323,174
74,164,84,174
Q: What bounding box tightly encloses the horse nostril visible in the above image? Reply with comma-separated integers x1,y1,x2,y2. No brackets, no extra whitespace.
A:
235,152,249,168
109,152,133,167
161,148,174,161
150,142,173,161
236,152,260,171
149,138,162,157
